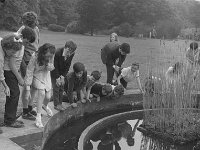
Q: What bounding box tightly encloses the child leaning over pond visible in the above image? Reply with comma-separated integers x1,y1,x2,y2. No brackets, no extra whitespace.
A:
1,34,25,128
90,83,113,102
83,70,101,102
64,62,87,108
24,43,56,128
113,63,144,93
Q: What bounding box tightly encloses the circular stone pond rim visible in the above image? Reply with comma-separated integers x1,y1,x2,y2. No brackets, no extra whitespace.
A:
78,108,200,150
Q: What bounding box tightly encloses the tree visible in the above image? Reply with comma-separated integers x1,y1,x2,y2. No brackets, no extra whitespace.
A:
188,1,200,28
0,0,27,30
76,0,105,36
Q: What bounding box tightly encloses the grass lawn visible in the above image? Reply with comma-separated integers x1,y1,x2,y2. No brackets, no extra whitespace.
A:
0,29,194,121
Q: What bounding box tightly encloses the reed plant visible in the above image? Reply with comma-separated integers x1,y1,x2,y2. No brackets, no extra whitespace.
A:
142,39,200,143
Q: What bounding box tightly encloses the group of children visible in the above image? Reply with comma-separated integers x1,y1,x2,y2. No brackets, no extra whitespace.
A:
0,11,144,129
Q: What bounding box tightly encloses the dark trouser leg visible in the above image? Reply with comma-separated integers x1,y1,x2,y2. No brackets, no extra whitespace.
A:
106,64,114,84
4,71,20,125
51,77,63,106
120,78,128,88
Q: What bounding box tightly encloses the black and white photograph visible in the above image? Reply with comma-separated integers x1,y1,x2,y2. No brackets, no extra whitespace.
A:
0,0,200,149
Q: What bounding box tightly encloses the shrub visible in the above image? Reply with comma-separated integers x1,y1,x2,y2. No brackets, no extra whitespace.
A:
156,20,181,39
48,24,65,32
118,22,134,37
3,17,19,31
66,21,82,34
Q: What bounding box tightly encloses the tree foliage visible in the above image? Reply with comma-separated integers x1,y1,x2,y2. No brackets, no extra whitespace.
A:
0,0,199,38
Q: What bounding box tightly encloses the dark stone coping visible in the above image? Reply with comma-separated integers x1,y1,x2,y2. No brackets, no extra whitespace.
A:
41,92,143,149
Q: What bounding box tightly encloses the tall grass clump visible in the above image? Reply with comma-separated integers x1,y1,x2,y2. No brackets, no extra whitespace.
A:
142,39,200,143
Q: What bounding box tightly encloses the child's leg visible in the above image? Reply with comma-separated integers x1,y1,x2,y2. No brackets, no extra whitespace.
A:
21,87,37,120
35,89,45,128
43,90,53,117
120,78,128,89
4,71,22,126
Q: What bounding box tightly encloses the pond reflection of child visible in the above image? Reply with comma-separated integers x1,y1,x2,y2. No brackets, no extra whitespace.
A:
90,83,113,102
114,63,144,93
64,62,87,108
24,43,56,128
118,119,140,147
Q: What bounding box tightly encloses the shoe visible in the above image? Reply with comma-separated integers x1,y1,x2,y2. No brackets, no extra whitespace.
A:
29,109,37,116
42,105,53,117
35,114,44,128
16,120,24,124
71,103,77,108
54,105,65,111
81,99,86,104
22,112,36,121
5,121,24,128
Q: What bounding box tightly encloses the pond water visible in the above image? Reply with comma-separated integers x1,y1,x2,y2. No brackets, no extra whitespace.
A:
43,109,199,150
85,119,198,150
42,108,134,150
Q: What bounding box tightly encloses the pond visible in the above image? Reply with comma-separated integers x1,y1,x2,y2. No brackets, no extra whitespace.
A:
43,109,199,150
42,108,134,150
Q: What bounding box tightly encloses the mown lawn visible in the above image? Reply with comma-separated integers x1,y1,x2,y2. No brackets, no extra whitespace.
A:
0,29,193,119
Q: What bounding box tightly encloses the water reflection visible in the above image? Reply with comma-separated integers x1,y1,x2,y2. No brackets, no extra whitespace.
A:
87,119,198,150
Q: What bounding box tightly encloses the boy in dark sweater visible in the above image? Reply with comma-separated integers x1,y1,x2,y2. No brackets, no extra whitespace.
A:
64,62,87,108
51,40,77,111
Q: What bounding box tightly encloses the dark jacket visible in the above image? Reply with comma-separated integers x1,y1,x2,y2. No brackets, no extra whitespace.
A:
51,47,75,79
101,42,126,67
64,71,87,102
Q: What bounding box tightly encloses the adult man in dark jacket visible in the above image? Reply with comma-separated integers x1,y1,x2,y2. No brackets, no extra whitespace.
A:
51,40,77,111
101,42,130,84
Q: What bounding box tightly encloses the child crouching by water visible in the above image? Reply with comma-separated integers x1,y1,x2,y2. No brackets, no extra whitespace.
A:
83,70,102,102
113,63,144,93
90,83,113,102
24,43,56,128
64,62,87,108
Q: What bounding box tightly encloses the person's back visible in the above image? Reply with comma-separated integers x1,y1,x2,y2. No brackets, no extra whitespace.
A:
101,42,120,65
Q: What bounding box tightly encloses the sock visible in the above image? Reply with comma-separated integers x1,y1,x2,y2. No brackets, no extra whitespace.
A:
23,108,29,114
28,105,33,112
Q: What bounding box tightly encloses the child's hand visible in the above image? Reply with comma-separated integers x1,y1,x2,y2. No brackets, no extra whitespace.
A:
60,75,65,86
4,86,10,97
18,77,24,86
86,98,91,102
96,97,100,102
56,77,61,86
25,90,31,100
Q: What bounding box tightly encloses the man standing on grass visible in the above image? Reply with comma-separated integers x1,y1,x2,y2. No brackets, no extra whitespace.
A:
101,42,130,84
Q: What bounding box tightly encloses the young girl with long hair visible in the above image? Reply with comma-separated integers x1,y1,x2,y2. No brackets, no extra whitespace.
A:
24,43,56,128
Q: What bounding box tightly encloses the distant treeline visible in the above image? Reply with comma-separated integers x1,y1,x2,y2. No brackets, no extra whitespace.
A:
0,0,200,38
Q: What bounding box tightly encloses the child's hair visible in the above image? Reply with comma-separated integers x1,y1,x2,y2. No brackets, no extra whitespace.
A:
113,85,124,96
1,34,23,52
110,32,118,42
190,42,198,50
37,43,56,66
65,40,77,50
102,84,112,94
91,71,101,81
73,62,85,73
21,26,36,43
120,43,130,54
22,11,38,28
132,62,139,68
